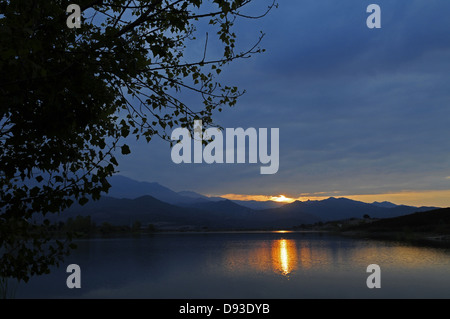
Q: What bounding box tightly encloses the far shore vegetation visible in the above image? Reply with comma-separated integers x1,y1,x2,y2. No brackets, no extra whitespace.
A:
321,207,450,248
57,207,450,249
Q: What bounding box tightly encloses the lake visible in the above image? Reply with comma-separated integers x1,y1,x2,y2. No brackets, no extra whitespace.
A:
11,231,450,298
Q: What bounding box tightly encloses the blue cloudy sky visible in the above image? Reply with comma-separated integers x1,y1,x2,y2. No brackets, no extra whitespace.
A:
115,0,450,206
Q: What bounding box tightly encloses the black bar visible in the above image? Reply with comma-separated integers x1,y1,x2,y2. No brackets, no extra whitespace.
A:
0,299,447,318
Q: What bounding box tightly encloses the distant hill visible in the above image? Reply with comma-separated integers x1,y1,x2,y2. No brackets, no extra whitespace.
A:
187,199,254,215
54,195,212,227
177,191,223,202
104,175,209,205
259,197,436,222
84,175,440,229
175,191,285,210
371,201,398,208
104,175,286,209
347,207,450,234
55,195,317,230
231,200,286,210
48,194,440,231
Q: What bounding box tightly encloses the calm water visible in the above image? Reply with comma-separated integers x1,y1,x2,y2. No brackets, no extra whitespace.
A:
11,231,450,298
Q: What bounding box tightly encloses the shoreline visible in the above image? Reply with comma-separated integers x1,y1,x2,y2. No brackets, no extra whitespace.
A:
57,226,450,249
336,230,450,248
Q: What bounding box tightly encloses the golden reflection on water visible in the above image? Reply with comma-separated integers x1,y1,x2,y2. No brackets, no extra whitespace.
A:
222,236,450,278
222,238,339,277
273,239,297,275
223,238,300,277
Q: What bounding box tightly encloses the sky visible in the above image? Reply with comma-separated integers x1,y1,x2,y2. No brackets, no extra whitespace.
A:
114,0,450,207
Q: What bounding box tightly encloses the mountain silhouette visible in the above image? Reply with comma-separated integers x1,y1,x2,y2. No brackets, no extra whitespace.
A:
231,200,286,210
60,195,211,226
177,190,223,202
104,175,209,205
58,195,316,229
59,175,439,230
347,207,450,235
258,197,436,221
371,201,398,208
105,175,286,209
187,199,254,215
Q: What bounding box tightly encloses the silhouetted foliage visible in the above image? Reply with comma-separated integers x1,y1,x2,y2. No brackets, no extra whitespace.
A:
65,216,94,235
346,208,450,234
132,220,142,232
0,0,275,282
99,222,114,235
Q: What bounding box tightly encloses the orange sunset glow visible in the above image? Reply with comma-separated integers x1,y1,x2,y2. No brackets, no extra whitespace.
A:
270,195,295,203
214,189,450,208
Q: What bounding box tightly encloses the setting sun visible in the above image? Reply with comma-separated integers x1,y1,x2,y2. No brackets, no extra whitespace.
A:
270,195,295,203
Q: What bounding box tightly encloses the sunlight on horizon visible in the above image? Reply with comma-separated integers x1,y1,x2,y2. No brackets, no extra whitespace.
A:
270,195,295,203
212,189,450,207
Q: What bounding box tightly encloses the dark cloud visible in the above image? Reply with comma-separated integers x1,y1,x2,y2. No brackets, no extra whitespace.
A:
117,1,450,199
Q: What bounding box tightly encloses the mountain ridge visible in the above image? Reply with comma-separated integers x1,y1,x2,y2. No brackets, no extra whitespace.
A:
58,195,318,230
80,175,440,230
